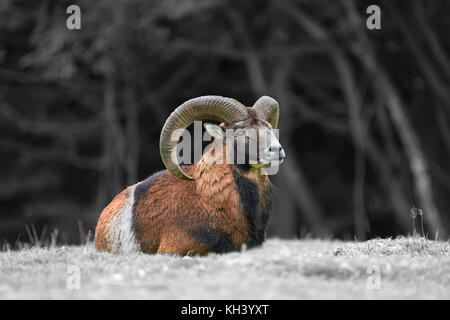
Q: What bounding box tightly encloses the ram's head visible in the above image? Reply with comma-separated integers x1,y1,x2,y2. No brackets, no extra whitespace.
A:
160,96,286,180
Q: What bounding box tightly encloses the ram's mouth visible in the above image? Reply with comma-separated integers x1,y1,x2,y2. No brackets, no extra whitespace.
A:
269,159,284,166
252,158,284,168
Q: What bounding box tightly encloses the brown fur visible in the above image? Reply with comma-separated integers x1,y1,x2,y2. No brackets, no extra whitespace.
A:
132,142,251,254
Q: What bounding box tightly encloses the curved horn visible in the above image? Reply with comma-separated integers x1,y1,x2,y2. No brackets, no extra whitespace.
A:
160,96,248,180
252,96,279,129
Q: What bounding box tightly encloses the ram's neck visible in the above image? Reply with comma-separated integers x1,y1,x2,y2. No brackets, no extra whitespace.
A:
193,141,236,208
193,140,270,205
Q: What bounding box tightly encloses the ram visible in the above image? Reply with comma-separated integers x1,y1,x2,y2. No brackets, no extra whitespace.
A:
94,95,286,255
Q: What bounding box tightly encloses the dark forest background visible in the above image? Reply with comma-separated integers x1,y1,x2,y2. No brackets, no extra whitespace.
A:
1,0,450,245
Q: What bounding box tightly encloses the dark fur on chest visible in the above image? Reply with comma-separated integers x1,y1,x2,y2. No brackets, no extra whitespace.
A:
231,165,273,247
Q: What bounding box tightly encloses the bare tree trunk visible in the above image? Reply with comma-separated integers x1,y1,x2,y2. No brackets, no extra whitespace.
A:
332,51,368,240
385,88,446,238
103,70,124,195
388,2,450,105
226,8,267,96
364,133,412,231
277,1,367,238
270,59,330,237
124,79,139,185
277,0,425,236
412,0,450,80
344,0,447,238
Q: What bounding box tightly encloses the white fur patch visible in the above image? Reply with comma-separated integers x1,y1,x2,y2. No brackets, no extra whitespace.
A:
108,184,140,254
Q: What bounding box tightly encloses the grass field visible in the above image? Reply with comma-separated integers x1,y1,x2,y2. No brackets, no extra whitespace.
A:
0,237,449,299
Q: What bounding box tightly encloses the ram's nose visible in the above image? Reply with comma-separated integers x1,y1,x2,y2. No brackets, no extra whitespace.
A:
269,145,286,161
279,147,286,160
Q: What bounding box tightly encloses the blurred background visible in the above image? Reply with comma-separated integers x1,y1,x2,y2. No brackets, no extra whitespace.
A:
1,0,450,246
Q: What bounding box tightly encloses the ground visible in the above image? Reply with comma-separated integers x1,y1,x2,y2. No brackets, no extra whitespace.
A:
0,237,449,299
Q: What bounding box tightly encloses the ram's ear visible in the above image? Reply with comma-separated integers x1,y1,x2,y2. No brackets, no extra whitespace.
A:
204,123,225,141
